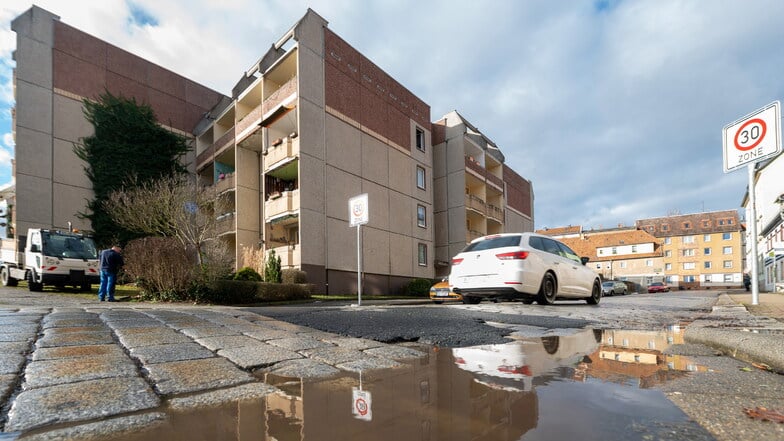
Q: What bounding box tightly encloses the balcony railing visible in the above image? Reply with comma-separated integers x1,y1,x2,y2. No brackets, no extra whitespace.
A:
265,189,299,219
265,136,299,171
215,212,235,236
487,173,503,190
487,204,505,223
465,155,485,177
213,127,236,156
465,194,486,214
214,172,236,194
236,104,263,138
262,77,297,117
467,229,484,243
272,244,301,269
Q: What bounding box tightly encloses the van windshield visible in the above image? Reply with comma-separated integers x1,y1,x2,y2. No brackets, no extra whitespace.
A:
41,232,98,259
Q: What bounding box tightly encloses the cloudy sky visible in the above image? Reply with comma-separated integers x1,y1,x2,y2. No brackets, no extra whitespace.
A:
1,0,783,230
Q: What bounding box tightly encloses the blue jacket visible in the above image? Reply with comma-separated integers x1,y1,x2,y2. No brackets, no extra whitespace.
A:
99,249,124,273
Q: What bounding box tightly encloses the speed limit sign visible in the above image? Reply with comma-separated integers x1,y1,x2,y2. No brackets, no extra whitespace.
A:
723,101,781,173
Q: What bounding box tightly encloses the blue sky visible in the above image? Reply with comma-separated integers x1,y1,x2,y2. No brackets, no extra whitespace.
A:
1,0,783,230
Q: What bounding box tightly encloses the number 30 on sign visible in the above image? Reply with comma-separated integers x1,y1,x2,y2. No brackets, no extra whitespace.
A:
723,101,781,173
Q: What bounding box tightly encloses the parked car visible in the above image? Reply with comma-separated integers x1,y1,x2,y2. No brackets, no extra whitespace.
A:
647,282,670,293
429,279,462,304
449,233,602,305
601,280,628,296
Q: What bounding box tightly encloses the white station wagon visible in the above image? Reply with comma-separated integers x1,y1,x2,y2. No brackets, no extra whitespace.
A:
449,233,602,305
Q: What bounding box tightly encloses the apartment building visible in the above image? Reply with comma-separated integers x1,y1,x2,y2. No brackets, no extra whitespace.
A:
741,152,784,292
10,7,534,294
431,111,534,277
549,227,665,286
636,210,745,289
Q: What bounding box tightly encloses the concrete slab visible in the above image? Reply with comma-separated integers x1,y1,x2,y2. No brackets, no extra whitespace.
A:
36,330,114,347
217,344,302,369
130,342,215,364
116,330,192,348
261,358,341,378
0,324,40,334
23,355,138,389
179,326,240,339
266,337,333,351
168,382,280,410
15,412,167,441
0,354,26,374
0,332,36,343
0,373,18,403
5,377,159,432
196,335,261,351
237,328,291,341
32,344,127,361
144,357,254,395
364,345,427,360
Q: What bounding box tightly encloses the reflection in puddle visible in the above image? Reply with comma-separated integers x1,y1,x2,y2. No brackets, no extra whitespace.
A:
60,327,715,441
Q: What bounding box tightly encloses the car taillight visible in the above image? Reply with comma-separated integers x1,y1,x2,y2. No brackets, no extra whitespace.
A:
496,251,529,260
451,258,464,265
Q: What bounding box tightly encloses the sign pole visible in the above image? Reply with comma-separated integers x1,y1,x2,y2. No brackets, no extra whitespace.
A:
357,223,362,306
747,164,760,305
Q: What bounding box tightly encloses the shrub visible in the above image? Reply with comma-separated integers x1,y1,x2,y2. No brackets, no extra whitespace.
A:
202,279,312,305
405,278,434,297
282,268,307,284
123,237,196,300
234,266,262,281
264,249,282,283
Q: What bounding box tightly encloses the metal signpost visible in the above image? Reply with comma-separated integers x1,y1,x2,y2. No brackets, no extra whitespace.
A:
349,194,369,306
723,101,782,305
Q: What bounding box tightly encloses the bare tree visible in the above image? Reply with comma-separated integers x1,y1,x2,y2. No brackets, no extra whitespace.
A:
104,175,219,265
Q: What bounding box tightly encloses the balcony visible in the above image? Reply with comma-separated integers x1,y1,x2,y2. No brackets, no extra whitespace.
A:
215,212,236,236
487,204,505,224
236,104,263,142
271,244,301,269
465,194,486,215
265,135,299,172
214,172,235,194
465,155,485,178
213,127,236,157
262,77,297,122
265,189,299,220
487,173,504,190
467,229,484,243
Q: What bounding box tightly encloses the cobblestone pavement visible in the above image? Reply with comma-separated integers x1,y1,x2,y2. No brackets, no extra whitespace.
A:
0,289,427,437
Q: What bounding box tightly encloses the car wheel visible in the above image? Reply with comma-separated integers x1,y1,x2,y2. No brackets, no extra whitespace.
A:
586,280,601,305
608,290,614,297
462,296,481,305
622,289,628,296
537,272,557,305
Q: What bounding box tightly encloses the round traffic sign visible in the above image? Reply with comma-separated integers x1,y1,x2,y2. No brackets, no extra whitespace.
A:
355,397,368,415
733,118,767,151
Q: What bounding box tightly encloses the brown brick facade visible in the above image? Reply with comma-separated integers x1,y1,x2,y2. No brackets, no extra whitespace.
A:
52,22,223,134
503,164,533,217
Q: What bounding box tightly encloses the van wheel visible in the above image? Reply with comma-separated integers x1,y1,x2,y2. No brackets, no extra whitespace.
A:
27,272,43,292
79,283,91,292
462,296,481,305
537,273,557,305
1,268,18,287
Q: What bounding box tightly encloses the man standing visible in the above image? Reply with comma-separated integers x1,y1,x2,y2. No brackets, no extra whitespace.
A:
98,245,124,302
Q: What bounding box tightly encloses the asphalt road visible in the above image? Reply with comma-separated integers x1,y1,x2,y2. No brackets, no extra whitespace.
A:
243,290,719,347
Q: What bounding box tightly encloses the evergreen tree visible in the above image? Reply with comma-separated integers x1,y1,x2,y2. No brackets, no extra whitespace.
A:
74,92,190,247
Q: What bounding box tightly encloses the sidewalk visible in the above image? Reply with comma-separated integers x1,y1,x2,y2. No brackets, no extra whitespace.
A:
684,290,784,374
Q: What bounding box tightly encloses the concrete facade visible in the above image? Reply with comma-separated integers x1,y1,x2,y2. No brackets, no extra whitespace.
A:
11,7,535,295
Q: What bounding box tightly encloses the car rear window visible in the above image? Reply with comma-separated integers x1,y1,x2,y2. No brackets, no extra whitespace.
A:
463,235,521,252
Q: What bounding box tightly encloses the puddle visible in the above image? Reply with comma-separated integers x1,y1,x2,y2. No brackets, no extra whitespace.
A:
47,328,715,440
739,328,784,334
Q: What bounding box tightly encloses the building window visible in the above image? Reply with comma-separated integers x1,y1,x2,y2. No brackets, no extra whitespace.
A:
684,275,695,282
664,237,671,245
418,243,427,266
665,250,672,257
415,127,425,152
665,263,672,270
416,205,426,227
598,249,604,255
723,246,732,255
722,232,731,240
683,249,695,257
723,260,732,268
718,219,725,226
683,236,695,244
620,261,627,269
416,166,426,190
704,234,711,242
683,262,696,270
705,274,712,282
631,245,637,253
727,219,733,225
702,220,711,228
595,263,602,270
723,274,733,282
704,247,711,255
683,222,691,229
612,247,617,255
704,261,712,269
646,259,653,267
662,224,670,231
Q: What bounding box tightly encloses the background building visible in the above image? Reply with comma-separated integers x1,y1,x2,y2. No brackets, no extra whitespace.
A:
10,7,534,294
636,210,744,289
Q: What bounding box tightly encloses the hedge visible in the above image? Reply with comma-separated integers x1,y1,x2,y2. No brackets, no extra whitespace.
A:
204,279,312,305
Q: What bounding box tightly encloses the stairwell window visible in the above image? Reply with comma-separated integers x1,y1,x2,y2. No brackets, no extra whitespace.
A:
415,127,425,152
418,243,427,266
417,204,427,228
416,166,426,190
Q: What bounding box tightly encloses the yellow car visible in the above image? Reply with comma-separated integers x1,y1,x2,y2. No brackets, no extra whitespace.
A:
429,280,462,304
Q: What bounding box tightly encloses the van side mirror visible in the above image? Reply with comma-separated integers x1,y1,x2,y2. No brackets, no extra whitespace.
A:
580,256,590,266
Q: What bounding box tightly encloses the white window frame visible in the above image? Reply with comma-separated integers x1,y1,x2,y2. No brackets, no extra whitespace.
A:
416,166,426,190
